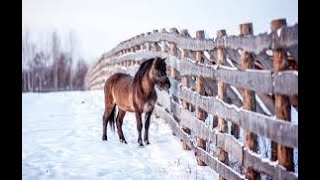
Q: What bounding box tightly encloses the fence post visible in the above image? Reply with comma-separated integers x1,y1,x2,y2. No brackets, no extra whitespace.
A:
195,30,207,166
135,35,141,52
240,23,260,180
216,29,228,180
145,32,151,51
139,33,145,51
169,28,179,81
152,30,160,52
180,29,192,150
271,18,294,171
160,28,168,53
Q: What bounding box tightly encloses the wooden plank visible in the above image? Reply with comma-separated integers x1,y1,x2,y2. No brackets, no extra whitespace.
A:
154,105,246,180
178,58,298,95
196,148,246,180
90,50,297,96
156,94,298,180
243,149,298,180
216,132,243,161
179,58,274,94
176,102,215,145
273,71,298,95
170,78,298,148
180,107,217,146
100,24,297,60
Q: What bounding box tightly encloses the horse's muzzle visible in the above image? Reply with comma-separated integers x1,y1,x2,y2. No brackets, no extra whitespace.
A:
161,78,171,92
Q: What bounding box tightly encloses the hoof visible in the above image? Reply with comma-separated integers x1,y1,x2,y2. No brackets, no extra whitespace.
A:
102,135,107,141
138,139,144,147
144,139,150,145
139,143,144,147
120,139,127,144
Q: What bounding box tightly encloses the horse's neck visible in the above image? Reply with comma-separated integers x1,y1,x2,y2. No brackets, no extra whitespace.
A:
140,73,155,95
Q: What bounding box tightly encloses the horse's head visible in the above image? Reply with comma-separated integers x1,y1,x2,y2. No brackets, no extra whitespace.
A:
150,57,171,91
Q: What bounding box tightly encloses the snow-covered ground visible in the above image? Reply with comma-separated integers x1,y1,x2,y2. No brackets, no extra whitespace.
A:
22,90,219,180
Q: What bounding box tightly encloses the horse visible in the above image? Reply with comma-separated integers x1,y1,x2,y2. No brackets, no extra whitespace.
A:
102,57,171,146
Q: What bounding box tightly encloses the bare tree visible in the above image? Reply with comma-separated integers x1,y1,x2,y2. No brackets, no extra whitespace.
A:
22,30,87,92
73,59,88,90
22,30,34,91
52,31,60,90
68,30,77,89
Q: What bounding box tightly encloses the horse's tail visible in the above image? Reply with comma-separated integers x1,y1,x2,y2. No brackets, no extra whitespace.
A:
108,105,117,133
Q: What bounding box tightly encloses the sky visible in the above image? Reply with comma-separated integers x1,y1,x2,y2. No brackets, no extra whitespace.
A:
22,0,298,64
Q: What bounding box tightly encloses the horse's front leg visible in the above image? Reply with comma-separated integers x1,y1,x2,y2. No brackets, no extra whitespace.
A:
135,112,144,146
144,108,154,145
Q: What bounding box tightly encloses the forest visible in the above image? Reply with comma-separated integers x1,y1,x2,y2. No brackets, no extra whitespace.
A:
22,31,89,92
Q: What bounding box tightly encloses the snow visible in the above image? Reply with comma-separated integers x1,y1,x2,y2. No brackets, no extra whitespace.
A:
277,28,282,37
255,94,272,116
230,85,243,102
22,90,218,180
226,58,237,69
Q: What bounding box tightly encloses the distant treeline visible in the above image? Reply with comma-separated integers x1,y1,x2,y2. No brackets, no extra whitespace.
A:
22,31,89,92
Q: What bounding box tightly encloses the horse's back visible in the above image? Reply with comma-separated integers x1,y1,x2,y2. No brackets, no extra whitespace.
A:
104,73,135,112
105,72,131,86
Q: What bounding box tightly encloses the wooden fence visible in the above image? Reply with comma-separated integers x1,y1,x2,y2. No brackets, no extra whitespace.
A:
85,18,298,180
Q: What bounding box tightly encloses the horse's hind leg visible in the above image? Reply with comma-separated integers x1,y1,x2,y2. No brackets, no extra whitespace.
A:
116,109,127,144
102,110,108,141
102,80,116,141
102,107,112,141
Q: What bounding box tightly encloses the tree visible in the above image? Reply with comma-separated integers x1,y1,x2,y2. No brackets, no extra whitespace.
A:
73,59,88,90
51,31,60,90
68,30,77,89
22,30,86,92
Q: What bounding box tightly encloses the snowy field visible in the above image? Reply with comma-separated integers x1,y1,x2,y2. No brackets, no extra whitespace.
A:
22,90,219,180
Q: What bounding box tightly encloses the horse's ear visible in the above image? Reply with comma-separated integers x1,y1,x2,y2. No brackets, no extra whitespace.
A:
155,57,165,63
159,57,166,62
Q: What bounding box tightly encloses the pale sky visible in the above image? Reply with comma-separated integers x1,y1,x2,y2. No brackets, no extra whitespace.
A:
22,0,298,63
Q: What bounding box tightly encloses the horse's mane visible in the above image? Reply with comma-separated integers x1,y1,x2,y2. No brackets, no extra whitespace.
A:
133,58,154,85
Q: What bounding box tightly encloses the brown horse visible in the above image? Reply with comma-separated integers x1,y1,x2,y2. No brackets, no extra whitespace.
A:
102,57,170,146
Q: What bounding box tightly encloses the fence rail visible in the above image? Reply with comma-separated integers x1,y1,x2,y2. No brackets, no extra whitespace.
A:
85,18,298,180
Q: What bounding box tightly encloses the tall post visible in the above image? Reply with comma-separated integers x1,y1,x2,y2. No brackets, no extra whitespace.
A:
195,30,207,166
140,33,145,50
216,29,228,180
145,32,151,51
271,18,294,171
240,23,260,180
169,28,179,79
160,28,168,53
151,30,160,52
180,29,192,150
